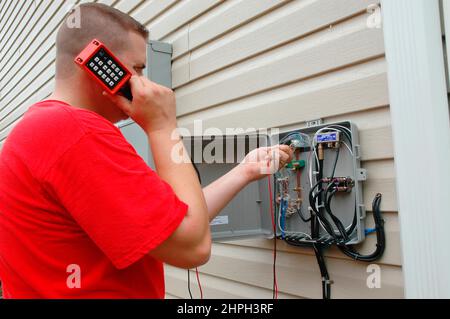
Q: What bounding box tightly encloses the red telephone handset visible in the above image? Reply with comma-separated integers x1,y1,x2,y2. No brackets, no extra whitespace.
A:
74,39,133,100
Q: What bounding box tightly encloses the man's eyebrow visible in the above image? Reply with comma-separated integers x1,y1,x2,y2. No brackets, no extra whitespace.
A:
134,64,146,69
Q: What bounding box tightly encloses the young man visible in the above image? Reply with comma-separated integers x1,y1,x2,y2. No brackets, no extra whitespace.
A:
0,3,292,298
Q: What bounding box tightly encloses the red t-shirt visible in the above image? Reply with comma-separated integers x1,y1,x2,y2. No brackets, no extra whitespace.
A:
0,100,188,298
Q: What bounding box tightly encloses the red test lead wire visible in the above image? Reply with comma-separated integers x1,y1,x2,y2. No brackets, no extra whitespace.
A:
267,149,279,299
195,267,203,299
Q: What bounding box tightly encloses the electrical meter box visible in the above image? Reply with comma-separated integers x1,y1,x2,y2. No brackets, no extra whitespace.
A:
118,41,367,246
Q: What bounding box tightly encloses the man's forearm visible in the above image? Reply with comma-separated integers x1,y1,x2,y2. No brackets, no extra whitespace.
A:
203,165,251,222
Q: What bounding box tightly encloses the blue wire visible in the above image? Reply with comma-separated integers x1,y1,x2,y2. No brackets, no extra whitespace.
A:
280,199,286,239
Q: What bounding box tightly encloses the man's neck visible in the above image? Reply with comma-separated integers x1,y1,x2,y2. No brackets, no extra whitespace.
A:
49,87,93,111
48,85,110,121
49,79,127,124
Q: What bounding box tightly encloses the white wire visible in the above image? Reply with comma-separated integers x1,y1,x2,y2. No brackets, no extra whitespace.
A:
325,124,352,135
341,141,353,155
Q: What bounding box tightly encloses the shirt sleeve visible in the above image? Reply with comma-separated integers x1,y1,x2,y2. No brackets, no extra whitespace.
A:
43,132,188,269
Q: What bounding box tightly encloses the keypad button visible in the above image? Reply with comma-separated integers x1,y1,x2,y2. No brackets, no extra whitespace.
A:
111,63,116,69
94,57,99,62
98,70,103,76
98,61,103,66
118,71,123,76
106,69,111,74
111,73,115,78
102,74,107,79
115,68,120,73
103,65,108,70
114,76,119,81
89,62,95,67
93,66,99,71
107,60,112,65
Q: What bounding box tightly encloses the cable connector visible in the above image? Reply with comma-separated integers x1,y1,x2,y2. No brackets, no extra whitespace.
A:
322,278,334,285
322,177,355,192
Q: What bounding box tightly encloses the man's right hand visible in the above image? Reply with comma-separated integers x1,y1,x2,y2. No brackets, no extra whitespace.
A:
103,75,177,134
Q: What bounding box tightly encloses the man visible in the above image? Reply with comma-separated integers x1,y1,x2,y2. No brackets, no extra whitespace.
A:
0,3,292,298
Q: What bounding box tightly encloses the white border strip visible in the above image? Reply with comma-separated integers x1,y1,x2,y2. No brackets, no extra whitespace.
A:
381,0,450,298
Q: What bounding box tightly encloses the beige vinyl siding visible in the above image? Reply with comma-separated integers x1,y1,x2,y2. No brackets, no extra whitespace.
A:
0,0,403,298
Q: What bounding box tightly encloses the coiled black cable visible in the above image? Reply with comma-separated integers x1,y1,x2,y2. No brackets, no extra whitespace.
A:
337,193,385,262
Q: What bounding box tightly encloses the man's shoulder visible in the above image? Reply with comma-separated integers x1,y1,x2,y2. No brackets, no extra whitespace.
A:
1,100,123,179
25,100,121,136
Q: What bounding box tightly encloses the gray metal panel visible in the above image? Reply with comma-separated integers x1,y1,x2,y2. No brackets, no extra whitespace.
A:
186,135,274,241
148,40,173,88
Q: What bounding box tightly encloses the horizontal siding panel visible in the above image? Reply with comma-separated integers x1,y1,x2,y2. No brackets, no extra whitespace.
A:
174,16,385,113
0,0,43,67
0,59,56,138
131,0,179,26
114,0,143,14
146,0,223,41
322,106,391,132
165,293,181,299
0,80,54,142
187,0,286,53
362,158,395,178
1,45,55,116
359,126,394,160
0,0,28,47
173,0,376,65
164,25,189,59
0,1,72,133
0,1,13,22
0,0,16,37
193,243,403,299
0,1,8,20
177,58,388,129
0,0,62,81
364,178,397,211
96,0,117,5
165,266,299,299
